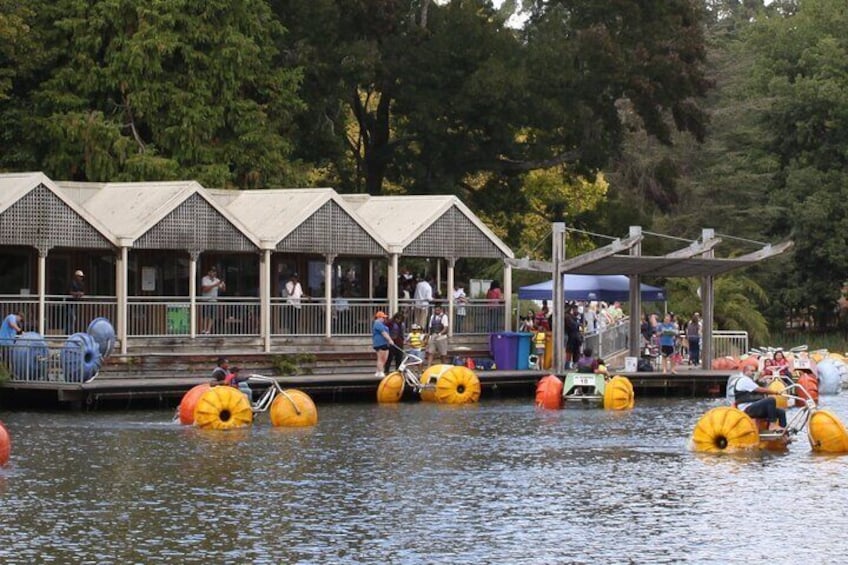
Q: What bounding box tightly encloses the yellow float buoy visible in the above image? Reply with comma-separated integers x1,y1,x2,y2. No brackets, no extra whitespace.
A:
603,376,635,410
377,372,405,403
808,410,848,454
690,406,759,453
0,421,10,466
270,389,318,427
420,364,452,402
767,380,789,409
193,386,253,430
434,366,481,404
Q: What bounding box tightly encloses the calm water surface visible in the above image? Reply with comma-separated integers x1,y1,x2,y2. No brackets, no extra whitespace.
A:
1,393,848,564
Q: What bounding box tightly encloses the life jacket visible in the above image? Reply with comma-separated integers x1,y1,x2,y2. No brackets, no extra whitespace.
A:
409,332,424,349
533,331,546,347
428,314,446,335
224,372,240,387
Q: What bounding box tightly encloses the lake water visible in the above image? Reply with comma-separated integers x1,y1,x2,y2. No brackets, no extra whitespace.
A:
1,392,848,564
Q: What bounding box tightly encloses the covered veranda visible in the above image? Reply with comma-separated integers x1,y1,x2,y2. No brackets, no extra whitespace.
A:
510,224,793,372
0,173,516,355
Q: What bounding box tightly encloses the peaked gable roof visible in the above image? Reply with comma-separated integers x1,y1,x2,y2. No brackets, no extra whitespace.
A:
58,180,259,250
0,172,118,249
341,194,512,258
214,188,388,254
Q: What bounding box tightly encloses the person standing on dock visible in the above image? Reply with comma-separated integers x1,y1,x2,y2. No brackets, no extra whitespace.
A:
282,272,304,334
66,269,85,335
426,304,449,367
659,313,677,373
200,266,225,334
372,311,392,378
686,312,701,366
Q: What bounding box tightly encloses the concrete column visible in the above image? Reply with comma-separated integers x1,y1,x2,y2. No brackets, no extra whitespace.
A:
261,248,272,353
325,254,335,338
189,253,198,338
117,246,129,354
37,249,47,336
388,253,399,315
447,258,456,337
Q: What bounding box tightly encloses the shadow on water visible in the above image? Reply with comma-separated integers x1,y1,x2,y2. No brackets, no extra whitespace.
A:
1,395,847,563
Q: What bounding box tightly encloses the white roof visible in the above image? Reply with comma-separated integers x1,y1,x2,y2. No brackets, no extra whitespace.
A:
213,188,389,250
340,194,513,257
57,180,259,247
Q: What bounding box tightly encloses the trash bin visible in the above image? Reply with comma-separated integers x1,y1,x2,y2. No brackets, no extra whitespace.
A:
489,331,519,370
516,332,534,370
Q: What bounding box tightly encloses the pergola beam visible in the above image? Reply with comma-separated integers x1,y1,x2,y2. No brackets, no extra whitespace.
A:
559,234,643,273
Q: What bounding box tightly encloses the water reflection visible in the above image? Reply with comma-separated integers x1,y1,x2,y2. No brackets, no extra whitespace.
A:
1,395,847,563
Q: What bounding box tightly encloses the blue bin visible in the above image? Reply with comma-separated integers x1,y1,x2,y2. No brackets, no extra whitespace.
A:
489,332,519,370
516,332,534,370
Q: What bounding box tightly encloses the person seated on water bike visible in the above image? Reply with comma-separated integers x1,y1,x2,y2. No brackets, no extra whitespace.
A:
210,357,252,403
732,364,787,432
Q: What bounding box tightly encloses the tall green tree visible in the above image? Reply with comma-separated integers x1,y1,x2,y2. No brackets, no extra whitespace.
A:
277,0,711,200
745,0,848,329
1,0,304,188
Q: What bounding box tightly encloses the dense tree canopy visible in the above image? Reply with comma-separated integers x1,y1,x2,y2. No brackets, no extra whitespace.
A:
6,0,848,337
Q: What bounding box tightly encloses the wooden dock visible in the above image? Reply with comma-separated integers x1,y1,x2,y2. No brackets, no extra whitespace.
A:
0,356,731,409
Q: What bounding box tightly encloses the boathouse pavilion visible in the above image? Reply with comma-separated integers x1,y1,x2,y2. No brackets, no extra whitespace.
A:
0,172,515,354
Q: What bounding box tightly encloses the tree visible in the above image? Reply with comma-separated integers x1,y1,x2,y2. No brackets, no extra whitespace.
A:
745,0,848,329
1,0,304,188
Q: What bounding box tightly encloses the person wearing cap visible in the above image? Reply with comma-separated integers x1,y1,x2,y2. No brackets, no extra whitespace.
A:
200,266,225,334
426,304,449,367
66,269,85,334
372,311,392,378
282,272,304,333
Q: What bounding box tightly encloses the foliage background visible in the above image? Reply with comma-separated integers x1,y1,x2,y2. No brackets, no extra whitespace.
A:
2,0,847,345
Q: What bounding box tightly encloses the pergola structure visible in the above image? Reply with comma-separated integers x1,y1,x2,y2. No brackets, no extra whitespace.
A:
509,224,793,372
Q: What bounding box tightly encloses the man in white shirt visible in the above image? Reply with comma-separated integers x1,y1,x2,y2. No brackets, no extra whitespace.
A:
731,364,786,430
413,276,433,328
200,266,225,334
452,284,467,334
282,273,304,333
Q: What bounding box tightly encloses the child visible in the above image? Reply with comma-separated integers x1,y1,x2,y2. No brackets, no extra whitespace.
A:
406,323,425,361
224,366,253,404
532,329,547,369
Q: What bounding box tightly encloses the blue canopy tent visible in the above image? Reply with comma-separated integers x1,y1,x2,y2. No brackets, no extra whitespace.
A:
518,274,666,302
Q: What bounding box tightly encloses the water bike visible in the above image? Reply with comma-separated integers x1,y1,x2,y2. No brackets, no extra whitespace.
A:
176,374,318,430
535,371,635,411
377,346,481,404
691,379,848,454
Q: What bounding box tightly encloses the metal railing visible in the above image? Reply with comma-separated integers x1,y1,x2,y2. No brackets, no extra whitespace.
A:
712,330,749,359
0,293,515,342
397,298,502,334
0,295,117,337
2,337,99,383
582,317,629,361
